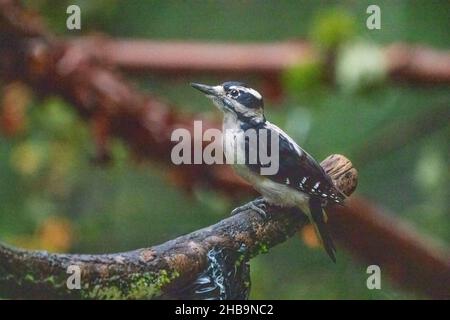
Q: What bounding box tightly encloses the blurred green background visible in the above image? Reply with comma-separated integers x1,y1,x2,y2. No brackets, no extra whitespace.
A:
1,0,449,299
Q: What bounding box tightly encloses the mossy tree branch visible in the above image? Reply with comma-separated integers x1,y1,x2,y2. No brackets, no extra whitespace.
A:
0,155,356,299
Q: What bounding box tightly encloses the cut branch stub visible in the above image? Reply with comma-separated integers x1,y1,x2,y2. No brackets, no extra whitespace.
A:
321,154,358,196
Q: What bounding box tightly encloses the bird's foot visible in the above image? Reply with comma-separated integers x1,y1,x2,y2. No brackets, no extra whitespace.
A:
249,201,269,219
231,197,269,219
230,202,253,216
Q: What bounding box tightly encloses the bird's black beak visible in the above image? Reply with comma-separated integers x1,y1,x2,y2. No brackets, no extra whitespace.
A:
190,83,220,97
191,82,231,112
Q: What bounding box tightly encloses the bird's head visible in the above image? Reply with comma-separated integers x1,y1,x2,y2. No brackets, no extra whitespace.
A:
191,81,265,123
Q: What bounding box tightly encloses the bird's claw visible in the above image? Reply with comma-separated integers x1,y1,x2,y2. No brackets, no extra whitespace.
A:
231,198,269,220
230,206,242,216
249,202,269,219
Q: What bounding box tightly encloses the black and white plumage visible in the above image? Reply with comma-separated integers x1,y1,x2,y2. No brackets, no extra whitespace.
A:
191,81,345,262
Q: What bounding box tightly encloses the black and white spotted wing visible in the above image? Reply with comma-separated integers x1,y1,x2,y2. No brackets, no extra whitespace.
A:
243,121,345,204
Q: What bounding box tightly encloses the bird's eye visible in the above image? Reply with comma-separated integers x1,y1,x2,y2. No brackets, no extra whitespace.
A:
229,89,239,98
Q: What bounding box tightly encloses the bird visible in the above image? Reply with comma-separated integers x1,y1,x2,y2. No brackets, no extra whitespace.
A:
191,81,345,262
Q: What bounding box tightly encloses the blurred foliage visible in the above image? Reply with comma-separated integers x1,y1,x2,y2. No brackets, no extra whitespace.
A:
1,0,449,299
282,59,324,100
336,42,387,92
310,7,357,49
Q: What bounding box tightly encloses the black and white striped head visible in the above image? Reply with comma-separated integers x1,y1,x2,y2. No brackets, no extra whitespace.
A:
191,81,264,122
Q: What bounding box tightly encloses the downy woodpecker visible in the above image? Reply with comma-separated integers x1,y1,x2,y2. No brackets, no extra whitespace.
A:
191,81,345,262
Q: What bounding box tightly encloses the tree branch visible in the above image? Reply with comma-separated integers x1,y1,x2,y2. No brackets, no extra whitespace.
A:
329,198,450,300
0,207,305,299
70,37,450,85
0,0,250,197
0,155,355,299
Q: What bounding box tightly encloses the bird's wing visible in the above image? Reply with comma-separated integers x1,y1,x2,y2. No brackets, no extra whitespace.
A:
244,121,345,204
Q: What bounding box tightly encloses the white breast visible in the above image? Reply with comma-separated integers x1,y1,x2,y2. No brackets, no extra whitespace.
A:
222,114,245,164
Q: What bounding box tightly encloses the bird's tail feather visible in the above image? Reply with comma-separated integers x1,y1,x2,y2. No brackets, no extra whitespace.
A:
306,197,336,263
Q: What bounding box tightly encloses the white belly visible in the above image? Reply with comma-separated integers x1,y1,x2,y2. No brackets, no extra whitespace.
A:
234,165,309,210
